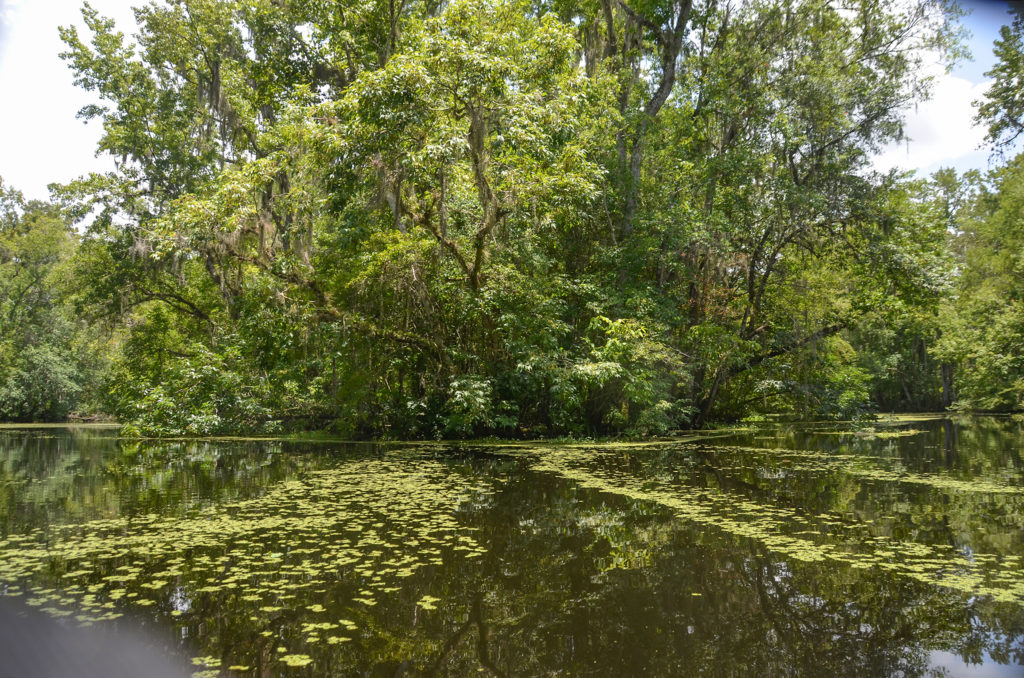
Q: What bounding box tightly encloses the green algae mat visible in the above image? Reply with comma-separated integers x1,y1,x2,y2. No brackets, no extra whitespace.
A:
1,418,1023,676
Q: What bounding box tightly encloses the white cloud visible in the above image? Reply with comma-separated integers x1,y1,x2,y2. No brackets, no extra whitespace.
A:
0,0,25,28
0,0,136,201
872,60,991,176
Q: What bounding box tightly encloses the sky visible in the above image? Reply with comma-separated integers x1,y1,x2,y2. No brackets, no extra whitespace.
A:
0,0,1020,202
0,0,137,201
873,0,1022,176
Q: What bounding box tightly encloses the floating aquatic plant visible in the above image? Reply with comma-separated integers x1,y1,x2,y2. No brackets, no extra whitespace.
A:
529,446,1024,604
0,453,497,672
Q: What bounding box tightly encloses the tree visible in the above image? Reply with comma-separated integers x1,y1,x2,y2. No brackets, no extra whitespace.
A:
976,11,1024,153
934,157,1024,411
53,0,968,435
623,0,962,423
0,179,107,421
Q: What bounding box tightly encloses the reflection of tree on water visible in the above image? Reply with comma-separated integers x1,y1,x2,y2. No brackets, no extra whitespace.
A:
423,593,509,678
417,468,1023,677
944,419,958,469
679,433,1024,557
1,426,1023,676
0,430,323,530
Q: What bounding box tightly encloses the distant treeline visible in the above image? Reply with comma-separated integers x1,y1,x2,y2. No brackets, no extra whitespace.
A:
2,0,1024,437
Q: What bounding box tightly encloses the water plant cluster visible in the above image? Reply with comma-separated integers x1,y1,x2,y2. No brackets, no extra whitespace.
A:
1,452,496,674
530,445,1024,604
0,421,1022,674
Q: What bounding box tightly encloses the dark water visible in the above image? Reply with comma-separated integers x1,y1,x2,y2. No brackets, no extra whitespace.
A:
0,418,1022,677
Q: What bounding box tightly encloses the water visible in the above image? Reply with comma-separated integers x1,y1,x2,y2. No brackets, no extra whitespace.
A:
0,417,1022,677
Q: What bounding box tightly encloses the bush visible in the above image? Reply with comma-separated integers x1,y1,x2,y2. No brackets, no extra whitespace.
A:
0,345,82,421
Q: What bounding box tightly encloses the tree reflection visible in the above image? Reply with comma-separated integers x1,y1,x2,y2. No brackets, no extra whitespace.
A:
0,425,1022,677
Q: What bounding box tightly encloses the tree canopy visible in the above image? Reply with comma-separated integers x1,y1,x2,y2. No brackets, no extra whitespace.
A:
8,0,1024,435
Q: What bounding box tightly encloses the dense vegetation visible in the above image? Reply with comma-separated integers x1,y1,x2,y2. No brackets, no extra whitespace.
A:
2,0,1024,437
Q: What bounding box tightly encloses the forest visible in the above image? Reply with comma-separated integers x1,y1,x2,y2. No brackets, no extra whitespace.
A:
2,0,1024,439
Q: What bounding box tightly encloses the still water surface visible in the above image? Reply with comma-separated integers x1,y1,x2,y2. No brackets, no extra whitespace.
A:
0,417,1022,676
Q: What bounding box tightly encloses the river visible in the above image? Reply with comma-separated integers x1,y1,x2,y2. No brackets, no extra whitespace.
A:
0,417,1022,676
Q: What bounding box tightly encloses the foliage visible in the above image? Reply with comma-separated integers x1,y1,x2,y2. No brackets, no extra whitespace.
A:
0,180,110,421
976,11,1024,153
934,158,1024,411
2,0,998,432
0,345,83,421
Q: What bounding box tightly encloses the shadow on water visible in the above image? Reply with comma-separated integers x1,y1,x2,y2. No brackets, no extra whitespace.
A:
0,419,1022,676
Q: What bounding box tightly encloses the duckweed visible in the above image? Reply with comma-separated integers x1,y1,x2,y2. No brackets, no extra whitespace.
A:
1,423,1023,676
531,445,1024,604
0,454,496,672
